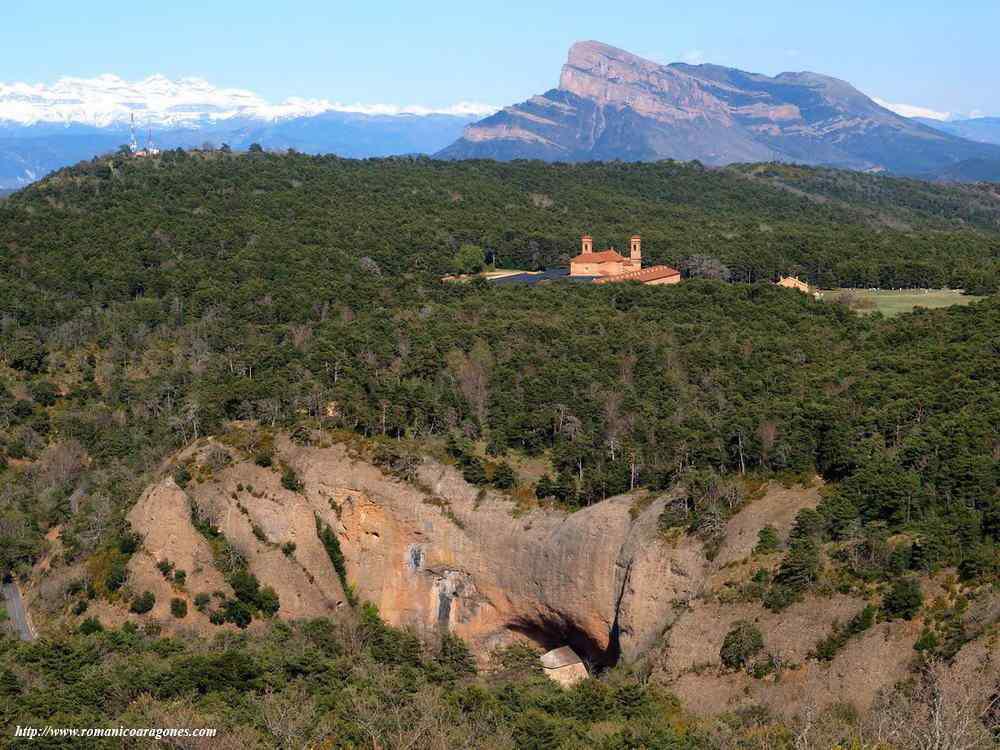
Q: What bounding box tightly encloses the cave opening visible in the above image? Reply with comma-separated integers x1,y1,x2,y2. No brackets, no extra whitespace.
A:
507,614,620,672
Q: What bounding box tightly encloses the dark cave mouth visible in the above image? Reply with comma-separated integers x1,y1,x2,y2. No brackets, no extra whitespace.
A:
507,615,620,671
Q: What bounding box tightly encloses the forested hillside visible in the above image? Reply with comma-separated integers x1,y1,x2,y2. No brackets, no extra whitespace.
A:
0,150,997,747
2,152,1000,305
0,151,997,571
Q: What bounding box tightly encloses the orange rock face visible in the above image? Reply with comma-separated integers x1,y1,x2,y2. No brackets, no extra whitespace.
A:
559,41,734,125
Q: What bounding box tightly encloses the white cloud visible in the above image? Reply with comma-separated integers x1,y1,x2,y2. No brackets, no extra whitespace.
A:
0,74,498,128
871,96,952,121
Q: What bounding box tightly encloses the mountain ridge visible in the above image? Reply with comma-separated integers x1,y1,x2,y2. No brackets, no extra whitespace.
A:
915,116,1000,146
0,73,497,128
439,41,1000,180
0,73,497,188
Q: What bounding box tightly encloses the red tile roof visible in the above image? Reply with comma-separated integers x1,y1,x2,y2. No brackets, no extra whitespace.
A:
594,265,681,284
570,249,626,264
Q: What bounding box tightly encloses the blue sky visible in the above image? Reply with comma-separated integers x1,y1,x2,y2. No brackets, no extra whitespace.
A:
3,0,997,117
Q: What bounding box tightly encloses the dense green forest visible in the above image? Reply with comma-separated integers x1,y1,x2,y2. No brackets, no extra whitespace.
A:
0,153,997,745
0,610,716,749
2,153,1000,307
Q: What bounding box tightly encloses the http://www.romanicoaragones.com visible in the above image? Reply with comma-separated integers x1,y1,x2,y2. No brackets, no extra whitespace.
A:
12,726,218,741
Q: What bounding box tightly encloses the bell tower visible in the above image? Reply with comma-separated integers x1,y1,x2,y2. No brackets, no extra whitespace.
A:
581,235,594,254
629,235,642,269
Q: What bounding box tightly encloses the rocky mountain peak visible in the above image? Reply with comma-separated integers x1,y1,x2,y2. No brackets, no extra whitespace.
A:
557,41,720,123
438,40,1000,176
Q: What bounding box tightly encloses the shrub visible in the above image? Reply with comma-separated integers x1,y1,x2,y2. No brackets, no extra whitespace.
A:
754,525,780,554
7,330,46,373
775,537,821,591
118,531,142,555
229,570,260,604
461,459,487,485
156,559,174,578
79,617,103,635
130,591,156,614
437,632,477,676
257,586,280,617
194,592,211,611
720,620,764,671
173,569,186,586
223,598,253,628
883,577,923,620
913,628,940,653
281,541,296,557
0,668,21,697
492,462,517,490
762,583,797,612
657,499,689,532
280,465,303,492
253,452,273,468
173,464,192,488
789,508,827,542
812,605,876,661
452,243,485,275
957,543,998,582
170,598,188,619
535,475,555,500
29,380,59,407
72,599,88,616
317,517,353,605
105,558,128,592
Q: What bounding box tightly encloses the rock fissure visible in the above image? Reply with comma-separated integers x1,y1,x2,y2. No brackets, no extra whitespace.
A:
606,558,634,668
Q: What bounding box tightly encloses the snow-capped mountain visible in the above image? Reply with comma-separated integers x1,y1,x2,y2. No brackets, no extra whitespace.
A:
0,74,499,189
0,74,497,129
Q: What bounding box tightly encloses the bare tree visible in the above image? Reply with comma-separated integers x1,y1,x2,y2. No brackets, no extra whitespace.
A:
255,683,321,750
868,657,999,750
345,664,512,750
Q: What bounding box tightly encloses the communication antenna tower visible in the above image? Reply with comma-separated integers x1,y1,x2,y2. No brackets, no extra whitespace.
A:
129,113,139,154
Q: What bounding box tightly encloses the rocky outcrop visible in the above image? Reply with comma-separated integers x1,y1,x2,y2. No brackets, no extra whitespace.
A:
114,437,703,662
439,40,1000,176
289,439,704,664
103,435,997,717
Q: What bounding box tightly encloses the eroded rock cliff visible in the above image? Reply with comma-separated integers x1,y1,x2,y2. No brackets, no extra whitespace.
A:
48,433,995,719
151,436,709,664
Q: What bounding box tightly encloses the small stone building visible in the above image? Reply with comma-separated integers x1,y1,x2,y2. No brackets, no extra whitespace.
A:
540,646,589,687
777,275,811,293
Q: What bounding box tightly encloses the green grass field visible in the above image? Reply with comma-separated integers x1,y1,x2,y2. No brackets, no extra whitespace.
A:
828,288,984,317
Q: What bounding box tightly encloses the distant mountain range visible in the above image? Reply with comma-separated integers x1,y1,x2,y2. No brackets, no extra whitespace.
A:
438,41,1000,181
915,116,1000,145
0,75,493,188
2,56,999,190
0,115,478,189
